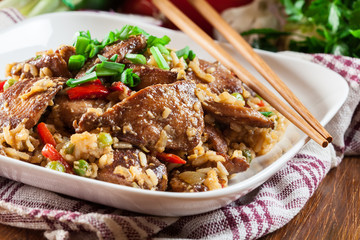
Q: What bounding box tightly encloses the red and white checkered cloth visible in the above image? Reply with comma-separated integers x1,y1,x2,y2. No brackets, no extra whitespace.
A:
0,9,359,240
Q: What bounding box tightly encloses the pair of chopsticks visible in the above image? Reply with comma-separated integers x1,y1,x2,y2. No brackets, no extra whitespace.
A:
152,0,332,147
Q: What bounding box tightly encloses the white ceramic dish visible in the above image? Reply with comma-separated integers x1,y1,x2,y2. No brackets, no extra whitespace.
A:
0,12,348,216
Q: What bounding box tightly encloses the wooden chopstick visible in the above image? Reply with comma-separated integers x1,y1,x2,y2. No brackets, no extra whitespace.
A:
152,0,328,147
188,0,332,143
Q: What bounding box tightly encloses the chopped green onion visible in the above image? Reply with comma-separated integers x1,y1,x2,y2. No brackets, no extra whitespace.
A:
155,44,170,55
96,61,125,76
68,55,86,71
110,54,118,62
150,46,170,70
260,111,274,117
45,161,65,172
188,50,196,60
118,25,133,40
231,92,244,101
97,54,108,62
102,31,116,47
98,132,113,148
3,78,17,91
176,46,190,59
74,36,90,56
86,65,96,74
242,149,253,163
34,55,42,60
120,68,140,87
125,53,147,64
73,159,89,176
66,72,98,87
147,35,171,48
88,44,103,59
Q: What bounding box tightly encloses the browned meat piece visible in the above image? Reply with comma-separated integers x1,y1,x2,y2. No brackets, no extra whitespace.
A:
7,46,75,79
49,95,108,131
127,64,179,90
187,59,243,95
55,45,76,63
97,149,168,190
204,124,228,154
221,154,250,175
0,77,66,131
76,35,147,78
202,100,274,128
77,81,204,153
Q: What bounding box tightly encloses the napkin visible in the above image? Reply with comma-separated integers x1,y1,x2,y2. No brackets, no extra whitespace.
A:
0,9,359,240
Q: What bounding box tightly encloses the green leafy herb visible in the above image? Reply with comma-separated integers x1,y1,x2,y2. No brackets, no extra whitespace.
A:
125,53,147,65
243,0,360,57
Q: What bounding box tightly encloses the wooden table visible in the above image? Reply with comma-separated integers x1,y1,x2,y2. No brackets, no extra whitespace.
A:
0,157,359,240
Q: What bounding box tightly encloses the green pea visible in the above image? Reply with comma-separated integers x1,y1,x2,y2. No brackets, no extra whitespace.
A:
3,78,17,91
45,161,65,172
64,142,75,154
242,149,253,163
231,92,244,101
73,159,89,176
98,132,113,148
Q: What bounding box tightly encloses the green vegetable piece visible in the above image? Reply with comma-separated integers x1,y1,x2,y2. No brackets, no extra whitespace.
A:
73,159,89,176
95,61,125,77
176,46,190,59
102,31,116,47
150,46,170,70
3,78,17,91
97,54,108,62
66,72,98,88
110,54,118,62
68,55,86,71
125,53,147,64
242,149,252,163
74,36,90,56
260,111,274,117
120,68,140,87
231,92,244,101
155,44,170,55
98,132,113,148
64,142,75,154
147,35,171,48
188,50,196,61
45,161,65,172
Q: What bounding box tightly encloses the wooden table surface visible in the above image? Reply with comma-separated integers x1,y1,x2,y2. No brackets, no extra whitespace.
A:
0,156,359,240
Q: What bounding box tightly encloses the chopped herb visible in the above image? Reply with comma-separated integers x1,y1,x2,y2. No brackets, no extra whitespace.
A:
120,68,140,87
97,54,108,62
66,72,98,87
231,92,244,101
110,54,118,62
125,53,147,65
68,55,86,71
260,111,274,117
242,149,253,163
150,46,170,70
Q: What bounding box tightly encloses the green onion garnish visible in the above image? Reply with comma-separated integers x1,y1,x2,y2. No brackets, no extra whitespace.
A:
98,54,108,62
125,54,147,65
110,54,118,62
260,111,274,117
176,46,190,59
95,61,125,76
155,44,170,55
231,92,244,101
188,50,196,60
147,35,171,48
66,72,98,87
68,55,86,71
120,68,140,87
101,31,116,47
74,36,90,56
150,46,170,70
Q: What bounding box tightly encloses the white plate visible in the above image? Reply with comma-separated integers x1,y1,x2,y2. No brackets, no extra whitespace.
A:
0,12,348,216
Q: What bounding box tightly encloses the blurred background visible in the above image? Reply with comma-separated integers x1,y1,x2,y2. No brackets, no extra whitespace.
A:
0,0,359,58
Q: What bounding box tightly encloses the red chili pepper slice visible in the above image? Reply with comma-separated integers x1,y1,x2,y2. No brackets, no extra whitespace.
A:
257,99,265,107
67,80,109,100
42,143,73,174
37,122,57,146
110,81,132,96
156,152,187,164
0,81,6,93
